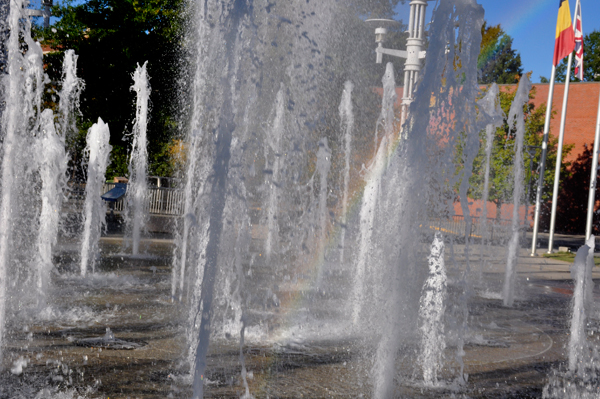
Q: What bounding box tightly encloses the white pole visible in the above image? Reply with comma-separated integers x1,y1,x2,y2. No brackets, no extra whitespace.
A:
547,55,574,253
401,0,429,130
548,2,579,253
402,0,416,129
585,87,600,240
530,65,557,256
43,2,51,29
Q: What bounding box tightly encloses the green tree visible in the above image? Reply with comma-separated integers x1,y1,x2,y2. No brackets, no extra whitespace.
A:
36,0,184,179
37,0,404,180
477,22,523,84
556,30,600,82
468,85,572,220
540,145,595,234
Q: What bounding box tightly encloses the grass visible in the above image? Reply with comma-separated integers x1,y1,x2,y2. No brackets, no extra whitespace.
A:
543,252,600,265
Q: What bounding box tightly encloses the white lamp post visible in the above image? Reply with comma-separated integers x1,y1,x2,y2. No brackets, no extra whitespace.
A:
24,0,52,29
367,0,434,130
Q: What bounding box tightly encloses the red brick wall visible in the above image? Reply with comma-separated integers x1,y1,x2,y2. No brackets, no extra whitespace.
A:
518,82,600,165
452,200,533,224
391,82,600,164
389,82,600,225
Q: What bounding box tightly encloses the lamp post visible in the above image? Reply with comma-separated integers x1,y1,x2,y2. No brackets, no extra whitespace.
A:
366,0,435,130
24,0,52,29
42,0,52,28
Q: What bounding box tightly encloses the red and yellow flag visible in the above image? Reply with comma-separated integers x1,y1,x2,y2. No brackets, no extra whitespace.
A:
553,0,575,66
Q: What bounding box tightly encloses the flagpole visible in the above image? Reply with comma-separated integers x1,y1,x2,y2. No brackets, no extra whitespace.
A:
530,66,557,256
585,88,600,240
547,0,578,253
547,56,573,252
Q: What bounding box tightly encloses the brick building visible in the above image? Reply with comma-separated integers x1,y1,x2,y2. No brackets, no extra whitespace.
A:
393,81,600,164
527,82,600,165
391,82,600,229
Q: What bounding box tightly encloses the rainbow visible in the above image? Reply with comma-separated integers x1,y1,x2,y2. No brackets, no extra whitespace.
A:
500,0,550,38
270,0,555,326
478,0,550,73
268,123,407,342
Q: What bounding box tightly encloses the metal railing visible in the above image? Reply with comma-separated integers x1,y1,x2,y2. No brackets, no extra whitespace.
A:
64,181,184,216
147,187,185,215
63,182,525,234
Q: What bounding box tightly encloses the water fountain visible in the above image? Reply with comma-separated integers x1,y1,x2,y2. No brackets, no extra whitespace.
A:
418,232,448,386
338,81,355,266
2,0,600,398
350,61,397,325
477,83,505,279
314,137,331,286
57,50,84,145
0,0,46,362
125,62,151,256
543,236,598,398
567,235,594,373
263,88,285,264
35,109,68,303
503,75,531,307
79,119,112,276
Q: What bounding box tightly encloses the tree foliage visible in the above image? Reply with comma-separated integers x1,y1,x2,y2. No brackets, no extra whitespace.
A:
36,0,185,179
35,0,410,180
556,30,600,82
0,2,7,75
467,85,572,219
537,145,597,234
477,22,523,84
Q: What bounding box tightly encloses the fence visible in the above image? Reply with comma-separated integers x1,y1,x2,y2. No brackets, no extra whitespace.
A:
65,181,185,216
64,182,523,235
147,186,185,215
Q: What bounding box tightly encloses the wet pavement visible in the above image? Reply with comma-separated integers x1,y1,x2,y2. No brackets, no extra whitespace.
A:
0,236,597,398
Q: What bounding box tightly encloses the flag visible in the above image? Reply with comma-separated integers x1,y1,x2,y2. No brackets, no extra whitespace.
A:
553,0,575,66
574,0,584,80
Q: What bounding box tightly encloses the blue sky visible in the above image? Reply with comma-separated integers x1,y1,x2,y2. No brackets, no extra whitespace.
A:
394,0,600,83
33,0,599,83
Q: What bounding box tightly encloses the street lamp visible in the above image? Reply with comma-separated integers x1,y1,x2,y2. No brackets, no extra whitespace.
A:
24,0,52,29
366,0,435,130
364,18,403,64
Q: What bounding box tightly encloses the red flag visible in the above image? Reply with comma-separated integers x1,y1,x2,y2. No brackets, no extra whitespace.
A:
574,0,583,80
553,0,575,66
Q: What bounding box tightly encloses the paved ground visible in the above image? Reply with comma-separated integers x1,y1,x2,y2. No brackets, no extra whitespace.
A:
4,233,586,398
517,247,600,281
465,234,599,283
525,231,589,253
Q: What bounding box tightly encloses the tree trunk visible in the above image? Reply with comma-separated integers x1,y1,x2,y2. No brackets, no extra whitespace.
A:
495,199,503,222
